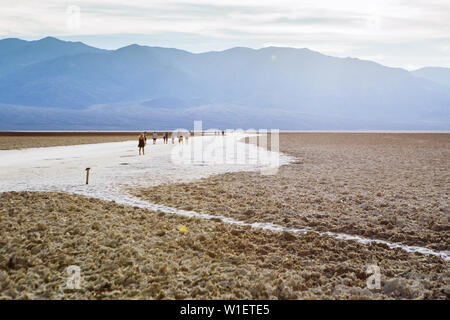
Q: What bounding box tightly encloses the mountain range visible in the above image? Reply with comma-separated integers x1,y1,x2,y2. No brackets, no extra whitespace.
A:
0,36,449,130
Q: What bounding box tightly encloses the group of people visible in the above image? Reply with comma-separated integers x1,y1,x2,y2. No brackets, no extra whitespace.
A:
138,131,191,155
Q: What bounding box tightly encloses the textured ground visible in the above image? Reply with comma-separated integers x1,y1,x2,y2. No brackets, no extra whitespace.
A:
1,133,448,300
0,133,136,150
133,133,450,251
1,191,448,300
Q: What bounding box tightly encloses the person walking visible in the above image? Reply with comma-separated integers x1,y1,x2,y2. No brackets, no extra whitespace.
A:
153,131,158,144
138,133,146,155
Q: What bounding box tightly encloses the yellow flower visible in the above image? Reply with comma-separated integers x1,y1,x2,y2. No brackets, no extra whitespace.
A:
179,225,187,234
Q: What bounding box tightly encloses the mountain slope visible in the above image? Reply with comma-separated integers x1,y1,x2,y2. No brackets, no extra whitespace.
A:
412,67,450,88
0,44,200,108
0,36,106,77
0,37,449,129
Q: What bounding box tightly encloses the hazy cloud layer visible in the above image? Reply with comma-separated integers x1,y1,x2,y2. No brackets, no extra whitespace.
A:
1,0,449,69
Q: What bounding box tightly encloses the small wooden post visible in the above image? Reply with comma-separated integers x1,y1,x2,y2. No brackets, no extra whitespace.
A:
85,168,90,185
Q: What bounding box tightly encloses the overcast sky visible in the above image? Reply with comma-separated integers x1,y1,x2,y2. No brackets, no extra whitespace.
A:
1,0,449,70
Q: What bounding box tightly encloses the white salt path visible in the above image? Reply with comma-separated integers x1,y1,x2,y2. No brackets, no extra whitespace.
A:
0,133,448,262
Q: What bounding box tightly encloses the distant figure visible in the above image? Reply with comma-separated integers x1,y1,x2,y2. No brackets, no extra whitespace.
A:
178,131,183,144
171,133,175,144
222,130,225,136
153,131,158,144
163,132,168,144
138,134,146,155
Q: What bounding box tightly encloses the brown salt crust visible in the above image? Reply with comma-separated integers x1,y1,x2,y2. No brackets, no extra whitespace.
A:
0,191,449,300
132,133,450,251
0,134,136,150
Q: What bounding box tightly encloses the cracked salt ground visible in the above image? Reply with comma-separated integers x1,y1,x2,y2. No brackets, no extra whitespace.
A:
90,194,449,262
0,133,448,262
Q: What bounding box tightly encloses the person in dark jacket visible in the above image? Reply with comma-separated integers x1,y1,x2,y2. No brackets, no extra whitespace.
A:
138,133,146,155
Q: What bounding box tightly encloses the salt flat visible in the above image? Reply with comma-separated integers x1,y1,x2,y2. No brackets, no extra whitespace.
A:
0,133,449,299
0,133,291,202
1,133,448,261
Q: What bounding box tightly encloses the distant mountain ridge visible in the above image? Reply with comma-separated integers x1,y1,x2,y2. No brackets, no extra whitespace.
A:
412,67,450,88
0,36,105,77
0,37,449,130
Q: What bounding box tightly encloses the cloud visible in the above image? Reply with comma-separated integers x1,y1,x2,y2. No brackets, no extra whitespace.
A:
0,0,449,68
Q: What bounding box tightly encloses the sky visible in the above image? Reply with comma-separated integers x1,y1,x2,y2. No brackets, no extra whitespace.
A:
1,0,449,70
